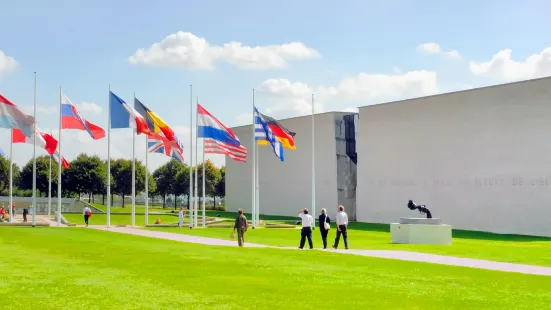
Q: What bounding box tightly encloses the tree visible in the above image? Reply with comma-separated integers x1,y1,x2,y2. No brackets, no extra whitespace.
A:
214,166,225,207
147,173,157,200
111,158,146,207
0,155,10,194
18,156,60,197
175,164,190,208
63,154,107,201
153,159,188,209
0,159,20,196
197,160,221,207
86,155,108,203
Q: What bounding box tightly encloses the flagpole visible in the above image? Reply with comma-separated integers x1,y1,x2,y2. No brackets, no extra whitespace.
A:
48,152,51,218
311,94,316,228
255,141,259,225
188,85,193,228
8,130,13,223
131,93,136,228
32,72,37,227
57,86,62,226
107,84,111,228
251,89,256,228
145,135,149,226
202,131,206,228
194,96,199,228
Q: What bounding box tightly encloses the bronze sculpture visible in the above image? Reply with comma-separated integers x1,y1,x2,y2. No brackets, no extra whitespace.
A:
407,200,432,218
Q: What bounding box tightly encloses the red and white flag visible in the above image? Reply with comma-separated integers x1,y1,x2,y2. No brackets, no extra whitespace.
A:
12,128,70,169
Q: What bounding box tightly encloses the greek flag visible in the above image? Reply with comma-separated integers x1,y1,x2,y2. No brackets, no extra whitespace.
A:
254,106,284,161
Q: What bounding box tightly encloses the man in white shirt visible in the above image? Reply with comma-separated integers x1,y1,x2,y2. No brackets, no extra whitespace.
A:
333,205,349,249
297,208,314,249
83,206,92,227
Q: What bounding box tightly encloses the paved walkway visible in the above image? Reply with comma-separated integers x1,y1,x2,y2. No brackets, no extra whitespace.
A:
90,226,551,277
41,216,67,227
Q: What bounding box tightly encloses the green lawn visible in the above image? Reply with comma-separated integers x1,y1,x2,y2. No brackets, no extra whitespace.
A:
64,213,180,226
146,222,551,267
1,227,550,309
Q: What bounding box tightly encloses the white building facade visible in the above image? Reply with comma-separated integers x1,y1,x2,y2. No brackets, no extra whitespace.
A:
357,77,551,237
226,112,358,221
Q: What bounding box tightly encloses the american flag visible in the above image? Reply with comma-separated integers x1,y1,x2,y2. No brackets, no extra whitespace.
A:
148,134,184,163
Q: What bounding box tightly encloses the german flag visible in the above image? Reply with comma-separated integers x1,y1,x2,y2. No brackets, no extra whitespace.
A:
134,98,178,149
257,112,296,150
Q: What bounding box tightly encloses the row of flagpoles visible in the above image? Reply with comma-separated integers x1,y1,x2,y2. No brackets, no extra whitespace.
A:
1,75,314,228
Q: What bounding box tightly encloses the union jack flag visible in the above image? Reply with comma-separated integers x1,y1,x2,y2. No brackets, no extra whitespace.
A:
148,134,184,163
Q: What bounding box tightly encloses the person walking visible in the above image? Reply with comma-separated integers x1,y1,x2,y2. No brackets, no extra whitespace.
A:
22,208,28,223
83,205,92,227
333,205,349,250
178,207,186,227
231,209,248,247
318,208,331,249
297,208,314,249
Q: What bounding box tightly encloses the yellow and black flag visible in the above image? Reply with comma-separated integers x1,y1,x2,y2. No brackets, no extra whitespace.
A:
134,98,182,150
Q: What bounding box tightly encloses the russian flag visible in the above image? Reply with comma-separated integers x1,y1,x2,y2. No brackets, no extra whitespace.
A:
0,93,35,137
109,91,150,135
61,92,105,140
197,104,247,163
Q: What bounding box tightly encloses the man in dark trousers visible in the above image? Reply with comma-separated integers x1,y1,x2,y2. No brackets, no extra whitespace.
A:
318,208,331,249
232,209,248,247
297,208,314,249
333,205,349,250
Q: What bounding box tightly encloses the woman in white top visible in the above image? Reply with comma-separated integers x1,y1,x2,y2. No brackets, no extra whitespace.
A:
178,207,186,227
83,206,92,227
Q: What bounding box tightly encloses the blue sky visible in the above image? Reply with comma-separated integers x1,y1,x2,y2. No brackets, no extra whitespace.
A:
1,0,551,169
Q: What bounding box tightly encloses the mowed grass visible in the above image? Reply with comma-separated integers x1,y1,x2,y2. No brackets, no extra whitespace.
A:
147,222,551,267
1,227,551,309
64,213,180,226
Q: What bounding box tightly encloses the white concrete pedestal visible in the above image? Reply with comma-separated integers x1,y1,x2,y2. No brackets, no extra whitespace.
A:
391,218,452,245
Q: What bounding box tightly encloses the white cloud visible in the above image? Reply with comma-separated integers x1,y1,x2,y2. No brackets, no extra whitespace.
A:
340,107,359,113
455,83,473,91
255,70,439,119
75,102,102,115
417,42,461,59
129,31,320,70
0,50,18,77
21,105,57,115
469,48,551,80
235,112,253,126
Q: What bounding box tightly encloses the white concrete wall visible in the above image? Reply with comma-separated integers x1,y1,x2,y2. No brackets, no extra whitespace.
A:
226,112,341,220
357,77,551,237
